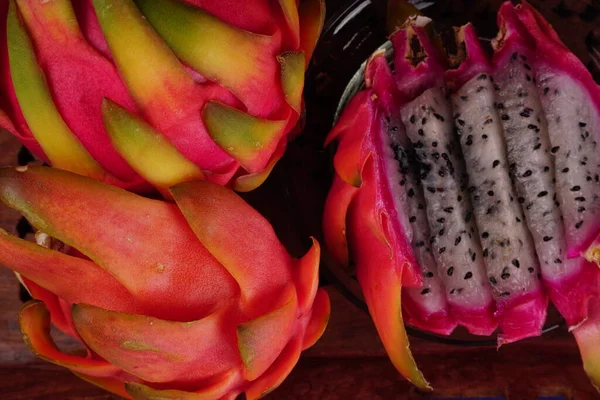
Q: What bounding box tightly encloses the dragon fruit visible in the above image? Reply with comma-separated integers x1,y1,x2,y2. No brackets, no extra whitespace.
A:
0,165,330,399
324,2,600,390
0,0,325,193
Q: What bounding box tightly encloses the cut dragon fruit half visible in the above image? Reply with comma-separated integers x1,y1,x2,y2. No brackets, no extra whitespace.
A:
324,1,600,390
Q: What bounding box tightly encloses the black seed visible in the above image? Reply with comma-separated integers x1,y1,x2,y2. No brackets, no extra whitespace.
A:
437,187,445,193
571,185,581,191
494,84,500,91
522,170,533,178
528,267,535,273
526,74,532,81
432,141,438,147
587,176,593,182
422,117,427,125
524,63,532,70
575,196,586,202
554,258,562,264
543,166,550,172
400,179,406,186
512,259,520,268
487,190,495,196
482,134,489,139
578,206,586,213
497,103,505,110
596,175,599,182
484,119,493,125
500,292,510,297
579,122,587,127
420,172,428,179
439,247,446,254
437,218,446,224
447,267,454,276
493,160,500,168
501,272,510,280
562,168,570,173
464,271,473,280
486,206,494,215
512,52,518,60
482,232,489,239
483,248,489,257
409,216,417,223
543,236,554,242
543,87,549,95
551,146,560,153
433,113,445,121
528,124,538,130
418,129,424,136
418,203,424,210
478,74,487,80
476,86,485,93
538,191,548,197
518,197,525,204
416,241,425,248
526,202,533,210
471,253,476,262
421,288,430,295
408,188,415,197
444,207,454,213
457,195,463,202
534,143,542,150
576,221,583,229
410,115,416,124
455,236,461,246
425,271,434,278
457,119,466,126
501,114,510,121
460,95,468,101
414,141,423,149
490,276,497,284
465,211,472,222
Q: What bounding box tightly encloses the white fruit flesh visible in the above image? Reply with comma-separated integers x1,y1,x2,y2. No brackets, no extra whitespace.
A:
400,87,494,311
536,70,600,259
452,72,541,299
494,51,569,279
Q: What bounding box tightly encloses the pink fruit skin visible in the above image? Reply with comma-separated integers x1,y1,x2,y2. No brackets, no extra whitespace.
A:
0,166,330,399
0,0,319,193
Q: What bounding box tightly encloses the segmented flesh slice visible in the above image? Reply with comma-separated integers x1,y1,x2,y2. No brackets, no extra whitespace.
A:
452,73,540,307
537,72,600,258
385,120,454,334
493,50,567,280
400,87,496,335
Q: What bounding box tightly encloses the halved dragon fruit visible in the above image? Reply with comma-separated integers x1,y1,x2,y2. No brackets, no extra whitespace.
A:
324,1,600,390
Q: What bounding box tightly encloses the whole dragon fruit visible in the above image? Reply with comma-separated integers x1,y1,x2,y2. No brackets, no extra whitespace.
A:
0,166,330,399
324,2,600,390
0,0,325,193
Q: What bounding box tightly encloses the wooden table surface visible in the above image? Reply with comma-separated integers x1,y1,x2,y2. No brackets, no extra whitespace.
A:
1,129,599,399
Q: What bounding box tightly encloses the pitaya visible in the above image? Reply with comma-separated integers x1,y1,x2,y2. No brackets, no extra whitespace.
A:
0,0,325,193
324,2,600,390
0,165,330,399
